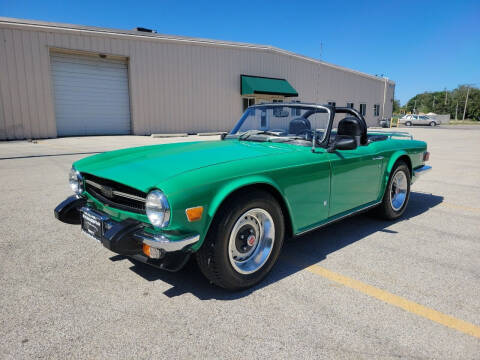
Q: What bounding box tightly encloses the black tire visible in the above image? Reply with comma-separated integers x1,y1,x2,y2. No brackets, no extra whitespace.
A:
196,190,285,290
429,121,436,127
376,161,411,220
405,121,412,126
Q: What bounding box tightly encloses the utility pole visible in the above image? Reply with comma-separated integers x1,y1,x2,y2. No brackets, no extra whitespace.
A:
444,88,447,105
455,101,458,121
432,96,436,111
413,99,417,114
462,86,470,120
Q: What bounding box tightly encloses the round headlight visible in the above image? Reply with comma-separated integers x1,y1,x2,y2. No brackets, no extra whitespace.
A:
146,190,170,228
69,168,83,195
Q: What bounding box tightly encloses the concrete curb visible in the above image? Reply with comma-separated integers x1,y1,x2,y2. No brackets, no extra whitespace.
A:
151,133,188,138
197,132,225,136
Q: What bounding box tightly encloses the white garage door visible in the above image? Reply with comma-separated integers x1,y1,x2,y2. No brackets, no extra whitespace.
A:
51,53,131,136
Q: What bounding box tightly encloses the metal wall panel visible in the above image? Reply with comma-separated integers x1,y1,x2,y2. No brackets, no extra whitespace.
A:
0,18,395,139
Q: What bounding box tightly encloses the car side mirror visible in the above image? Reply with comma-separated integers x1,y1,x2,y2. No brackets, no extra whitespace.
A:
328,136,357,152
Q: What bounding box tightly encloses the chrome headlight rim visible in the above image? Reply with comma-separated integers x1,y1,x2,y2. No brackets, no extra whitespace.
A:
146,189,171,228
69,167,84,195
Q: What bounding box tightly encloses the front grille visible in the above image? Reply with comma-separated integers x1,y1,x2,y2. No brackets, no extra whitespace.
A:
82,173,147,214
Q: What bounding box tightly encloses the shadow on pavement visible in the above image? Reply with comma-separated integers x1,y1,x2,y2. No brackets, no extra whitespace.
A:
119,191,443,300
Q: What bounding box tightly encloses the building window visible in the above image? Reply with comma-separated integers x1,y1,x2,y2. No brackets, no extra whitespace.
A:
359,103,366,116
260,110,267,129
291,100,301,116
346,102,354,109
328,101,336,107
242,98,255,112
373,104,380,116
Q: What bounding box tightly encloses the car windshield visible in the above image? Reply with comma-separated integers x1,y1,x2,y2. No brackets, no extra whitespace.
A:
228,104,331,144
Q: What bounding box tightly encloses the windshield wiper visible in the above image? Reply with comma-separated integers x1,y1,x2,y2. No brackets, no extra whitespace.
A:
238,130,281,141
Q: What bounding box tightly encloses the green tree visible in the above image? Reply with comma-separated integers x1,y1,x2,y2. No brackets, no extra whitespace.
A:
392,99,401,114
404,85,480,120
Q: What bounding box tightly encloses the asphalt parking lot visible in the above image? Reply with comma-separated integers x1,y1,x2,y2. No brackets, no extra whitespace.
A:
1,127,479,359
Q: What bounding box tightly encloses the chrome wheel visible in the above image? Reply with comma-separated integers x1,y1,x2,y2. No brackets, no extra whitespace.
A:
390,170,408,211
228,208,275,275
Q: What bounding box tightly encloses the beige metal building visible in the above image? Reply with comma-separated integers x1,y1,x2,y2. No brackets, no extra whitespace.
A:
0,17,395,140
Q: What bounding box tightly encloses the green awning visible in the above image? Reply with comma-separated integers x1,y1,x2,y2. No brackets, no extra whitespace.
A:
241,75,298,97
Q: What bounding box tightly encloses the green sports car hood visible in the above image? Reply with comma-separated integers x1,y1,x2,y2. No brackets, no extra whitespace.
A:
74,140,295,192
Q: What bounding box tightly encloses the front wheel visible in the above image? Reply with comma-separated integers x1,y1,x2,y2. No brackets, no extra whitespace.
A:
405,121,412,126
196,190,285,290
429,121,436,127
375,161,411,220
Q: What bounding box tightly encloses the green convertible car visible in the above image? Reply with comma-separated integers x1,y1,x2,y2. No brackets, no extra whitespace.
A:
55,103,431,290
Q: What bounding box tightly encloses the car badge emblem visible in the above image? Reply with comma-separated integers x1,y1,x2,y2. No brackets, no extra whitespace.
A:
247,235,256,247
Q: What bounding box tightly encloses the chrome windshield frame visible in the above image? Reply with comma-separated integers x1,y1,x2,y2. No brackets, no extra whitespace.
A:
230,103,335,147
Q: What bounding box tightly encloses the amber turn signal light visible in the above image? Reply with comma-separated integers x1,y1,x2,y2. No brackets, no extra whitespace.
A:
142,243,151,257
186,206,203,222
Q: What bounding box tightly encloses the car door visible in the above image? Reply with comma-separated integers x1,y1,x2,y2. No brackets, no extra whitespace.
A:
327,143,382,217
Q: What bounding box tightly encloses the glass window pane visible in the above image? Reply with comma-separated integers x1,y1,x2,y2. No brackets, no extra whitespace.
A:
243,98,249,112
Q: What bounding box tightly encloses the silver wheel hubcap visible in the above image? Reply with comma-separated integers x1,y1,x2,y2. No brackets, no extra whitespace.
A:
390,170,408,211
228,208,275,275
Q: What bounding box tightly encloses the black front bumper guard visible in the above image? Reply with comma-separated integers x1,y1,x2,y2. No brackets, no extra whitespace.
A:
54,195,198,271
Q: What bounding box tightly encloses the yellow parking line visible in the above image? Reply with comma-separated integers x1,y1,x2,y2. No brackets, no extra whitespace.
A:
306,264,480,339
441,202,480,213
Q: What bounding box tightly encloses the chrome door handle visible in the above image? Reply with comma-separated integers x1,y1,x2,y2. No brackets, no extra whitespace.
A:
372,156,384,160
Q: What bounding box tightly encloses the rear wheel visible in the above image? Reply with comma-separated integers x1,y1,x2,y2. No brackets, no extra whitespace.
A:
429,121,436,127
196,190,285,290
376,161,411,220
405,121,412,126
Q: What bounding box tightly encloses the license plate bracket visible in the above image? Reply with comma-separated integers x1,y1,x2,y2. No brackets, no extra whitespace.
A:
81,208,105,241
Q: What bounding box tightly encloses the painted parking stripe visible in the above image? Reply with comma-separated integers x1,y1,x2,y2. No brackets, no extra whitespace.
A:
305,264,480,339
441,202,480,213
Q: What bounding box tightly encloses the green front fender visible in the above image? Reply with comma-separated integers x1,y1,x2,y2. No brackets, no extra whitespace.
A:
205,175,294,235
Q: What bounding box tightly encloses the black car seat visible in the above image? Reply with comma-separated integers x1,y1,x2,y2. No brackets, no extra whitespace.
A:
337,117,367,146
288,117,311,135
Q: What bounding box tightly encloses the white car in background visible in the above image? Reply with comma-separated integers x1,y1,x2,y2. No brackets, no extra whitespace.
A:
399,115,440,127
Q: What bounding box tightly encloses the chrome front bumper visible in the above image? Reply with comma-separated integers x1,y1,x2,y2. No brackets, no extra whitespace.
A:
134,231,200,252
78,206,200,254
82,205,200,254
72,202,199,253
55,197,199,271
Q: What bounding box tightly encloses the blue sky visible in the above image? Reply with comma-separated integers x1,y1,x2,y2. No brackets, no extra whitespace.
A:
1,0,479,104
